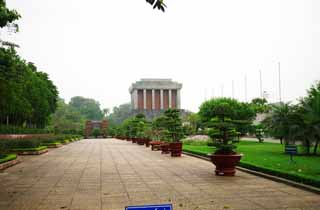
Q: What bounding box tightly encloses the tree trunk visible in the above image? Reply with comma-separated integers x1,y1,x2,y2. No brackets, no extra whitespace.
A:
305,139,310,155
280,137,283,144
313,139,319,155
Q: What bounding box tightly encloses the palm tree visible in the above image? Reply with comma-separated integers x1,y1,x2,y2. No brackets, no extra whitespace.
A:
286,105,315,154
263,102,292,145
301,82,320,155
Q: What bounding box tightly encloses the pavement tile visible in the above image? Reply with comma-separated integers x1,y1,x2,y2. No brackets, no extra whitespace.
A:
0,139,318,210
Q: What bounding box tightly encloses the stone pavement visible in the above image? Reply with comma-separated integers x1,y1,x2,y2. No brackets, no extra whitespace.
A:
0,139,319,210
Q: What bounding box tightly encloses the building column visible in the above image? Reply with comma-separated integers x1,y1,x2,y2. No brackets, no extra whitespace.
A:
177,89,181,109
152,89,155,110
169,89,172,108
160,89,164,109
133,89,138,109
143,89,147,110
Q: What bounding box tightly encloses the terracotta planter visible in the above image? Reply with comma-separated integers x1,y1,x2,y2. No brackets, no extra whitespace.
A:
161,143,170,154
150,141,162,151
209,153,242,176
170,142,183,157
137,138,145,145
145,139,151,147
132,138,137,143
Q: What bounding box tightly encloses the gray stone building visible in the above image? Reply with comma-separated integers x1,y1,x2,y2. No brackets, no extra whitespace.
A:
129,79,182,111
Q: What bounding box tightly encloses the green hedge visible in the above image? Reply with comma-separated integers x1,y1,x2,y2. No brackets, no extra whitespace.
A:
0,154,17,164
0,134,82,154
11,146,47,152
238,161,320,188
0,125,53,134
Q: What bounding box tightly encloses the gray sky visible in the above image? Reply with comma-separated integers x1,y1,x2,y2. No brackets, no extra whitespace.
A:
5,0,320,112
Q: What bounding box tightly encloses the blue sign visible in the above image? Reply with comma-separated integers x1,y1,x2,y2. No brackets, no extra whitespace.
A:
125,204,172,210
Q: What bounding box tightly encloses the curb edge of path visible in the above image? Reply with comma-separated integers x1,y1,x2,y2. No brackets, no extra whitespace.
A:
182,151,320,195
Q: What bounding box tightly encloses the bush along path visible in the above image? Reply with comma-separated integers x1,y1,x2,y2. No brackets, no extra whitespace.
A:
183,140,320,188
0,134,82,170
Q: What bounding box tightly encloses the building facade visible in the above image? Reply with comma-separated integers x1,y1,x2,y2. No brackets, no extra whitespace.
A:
84,120,108,138
129,79,182,110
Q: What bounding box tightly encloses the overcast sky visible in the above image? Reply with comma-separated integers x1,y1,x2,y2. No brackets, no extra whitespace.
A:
4,0,320,112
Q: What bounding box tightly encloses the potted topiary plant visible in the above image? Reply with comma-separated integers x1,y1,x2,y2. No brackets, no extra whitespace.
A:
131,114,147,145
199,98,251,176
160,130,171,154
162,109,185,157
143,124,152,147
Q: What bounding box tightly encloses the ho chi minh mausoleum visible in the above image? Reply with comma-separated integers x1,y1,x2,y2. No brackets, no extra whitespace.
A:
129,79,182,110
129,79,186,119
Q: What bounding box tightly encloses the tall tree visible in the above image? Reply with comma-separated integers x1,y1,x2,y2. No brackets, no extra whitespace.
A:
146,0,166,12
69,96,104,120
0,0,20,28
0,48,58,128
49,99,85,134
107,103,132,125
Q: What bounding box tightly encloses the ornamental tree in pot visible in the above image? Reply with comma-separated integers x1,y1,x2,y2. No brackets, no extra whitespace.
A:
143,123,153,147
160,131,171,154
134,114,147,145
161,109,185,157
199,98,249,176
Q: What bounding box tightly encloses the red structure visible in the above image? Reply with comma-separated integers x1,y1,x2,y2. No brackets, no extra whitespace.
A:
84,120,108,138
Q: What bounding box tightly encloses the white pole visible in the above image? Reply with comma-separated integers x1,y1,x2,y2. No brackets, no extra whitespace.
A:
245,75,248,102
221,85,224,97
259,69,263,98
278,62,282,102
232,80,235,99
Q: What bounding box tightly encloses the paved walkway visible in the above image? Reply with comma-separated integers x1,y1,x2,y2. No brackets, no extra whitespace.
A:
0,139,319,210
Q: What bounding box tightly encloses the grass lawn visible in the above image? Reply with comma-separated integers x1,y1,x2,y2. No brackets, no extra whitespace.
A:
42,142,61,146
183,140,320,187
11,146,47,151
0,154,17,164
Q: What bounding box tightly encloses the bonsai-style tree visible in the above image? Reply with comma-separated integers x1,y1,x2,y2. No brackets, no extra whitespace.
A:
143,121,153,139
199,98,247,154
251,97,270,114
124,113,147,139
255,124,264,143
152,115,168,141
161,109,184,142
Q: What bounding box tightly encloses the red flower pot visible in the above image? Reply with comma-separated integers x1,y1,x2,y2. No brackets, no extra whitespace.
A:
145,139,151,147
170,142,183,157
137,138,145,145
161,143,170,154
209,153,242,176
150,141,162,151
132,138,137,143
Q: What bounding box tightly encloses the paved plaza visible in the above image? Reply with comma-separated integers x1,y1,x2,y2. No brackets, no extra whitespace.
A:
0,139,319,210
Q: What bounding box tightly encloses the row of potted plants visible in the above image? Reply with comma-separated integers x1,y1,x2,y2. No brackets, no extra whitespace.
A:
114,98,252,176
114,109,185,157
116,136,183,157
